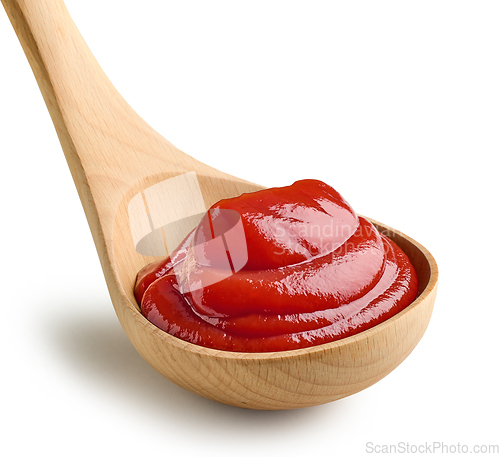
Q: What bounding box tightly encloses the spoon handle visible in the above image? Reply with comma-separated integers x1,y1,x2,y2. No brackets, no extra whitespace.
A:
2,0,197,184
2,0,221,290
2,0,217,250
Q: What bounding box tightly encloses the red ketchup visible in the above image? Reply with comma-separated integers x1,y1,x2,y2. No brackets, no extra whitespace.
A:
134,180,418,352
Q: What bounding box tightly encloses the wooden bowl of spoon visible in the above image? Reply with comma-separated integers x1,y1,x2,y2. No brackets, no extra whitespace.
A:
2,0,438,410
114,184,438,410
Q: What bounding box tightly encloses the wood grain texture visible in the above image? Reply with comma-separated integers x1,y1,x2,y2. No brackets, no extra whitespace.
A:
2,0,438,410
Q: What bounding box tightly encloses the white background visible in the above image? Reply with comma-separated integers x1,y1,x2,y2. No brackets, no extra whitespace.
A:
1,1,499,455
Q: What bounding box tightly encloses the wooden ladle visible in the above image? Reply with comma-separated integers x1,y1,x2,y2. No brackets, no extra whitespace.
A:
2,0,438,410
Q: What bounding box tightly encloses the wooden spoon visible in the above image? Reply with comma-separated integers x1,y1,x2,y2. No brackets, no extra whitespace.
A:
2,0,438,410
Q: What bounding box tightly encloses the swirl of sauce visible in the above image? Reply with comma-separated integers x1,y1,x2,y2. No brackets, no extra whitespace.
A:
135,179,418,352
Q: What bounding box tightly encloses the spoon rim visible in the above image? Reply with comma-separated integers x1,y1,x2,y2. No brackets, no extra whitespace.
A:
122,216,438,361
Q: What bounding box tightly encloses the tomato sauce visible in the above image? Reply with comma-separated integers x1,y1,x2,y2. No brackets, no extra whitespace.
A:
135,180,418,352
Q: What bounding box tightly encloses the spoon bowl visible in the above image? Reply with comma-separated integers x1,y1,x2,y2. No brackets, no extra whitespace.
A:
115,200,437,409
2,0,438,409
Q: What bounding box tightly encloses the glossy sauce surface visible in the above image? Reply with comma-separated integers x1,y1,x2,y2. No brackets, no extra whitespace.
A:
135,180,418,352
